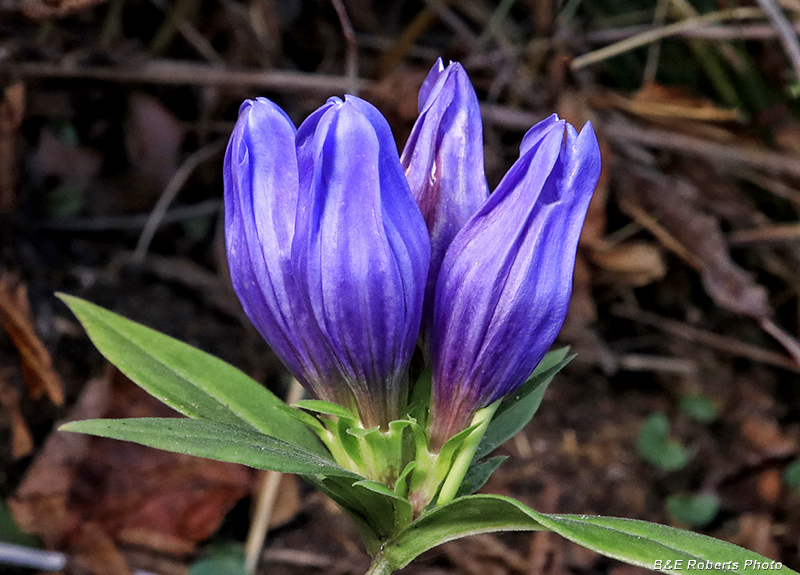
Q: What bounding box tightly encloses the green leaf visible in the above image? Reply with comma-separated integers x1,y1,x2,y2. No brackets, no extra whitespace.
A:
783,459,800,489
456,456,508,497
60,417,358,478
680,395,717,424
637,413,689,471
667,494,720,528
0,501,40,548
475,348,572,459
529,513,796,575
382,494,547,569
293,399,357,420
58,295,322,455
190,544,246,575
353,480,413,531
381,495,798,575
309,475,395,554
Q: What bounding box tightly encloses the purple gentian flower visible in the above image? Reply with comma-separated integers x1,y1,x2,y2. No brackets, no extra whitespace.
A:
428,114,601,449
401,59,489,333
225,96,430,429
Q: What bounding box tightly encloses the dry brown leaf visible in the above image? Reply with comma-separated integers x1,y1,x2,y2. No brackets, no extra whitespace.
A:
0,272,64,404
756,468,782,504
0,372,34,458
123,93,185,210
33,130,102,188
72,522,132,575
10,366,253,560
618,169,771,320
732,514,781,560
590,241,667,287
19,0,107,18
0,83,24,213
741,416,797,457
69,369,252,554
268,473,300,528
9,371,110,547
592,85,740,123
773,120,800,157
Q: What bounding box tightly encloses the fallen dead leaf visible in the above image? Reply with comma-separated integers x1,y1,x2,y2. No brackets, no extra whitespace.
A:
756,468,783,504
0,82,24,213
11,365,253,569
618,168,771,320
69,368,253,553
9,370,110,547
0,372,34,458
627,83,740,122
124,93,185,210
19,0,108,19
0,272,64,404
590,241,667,287
731,514,780,560
741,416,797,457
72,522,132,575
33,130,103,190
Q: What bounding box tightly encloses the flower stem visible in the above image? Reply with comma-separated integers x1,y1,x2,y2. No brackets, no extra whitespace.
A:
436,400,501,505
365,553,393,575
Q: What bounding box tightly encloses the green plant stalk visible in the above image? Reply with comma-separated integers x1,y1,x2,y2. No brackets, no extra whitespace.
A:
365,552,393,575
437,400,501,505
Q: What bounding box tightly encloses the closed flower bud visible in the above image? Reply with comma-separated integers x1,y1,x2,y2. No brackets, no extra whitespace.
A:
225,96,430,429
429,114,601,449
401,59,489,333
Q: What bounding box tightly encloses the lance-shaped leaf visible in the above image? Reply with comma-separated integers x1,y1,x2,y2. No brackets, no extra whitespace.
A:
58,294,323,455
61,418,359,477
377,495,796,575
474,347,573,460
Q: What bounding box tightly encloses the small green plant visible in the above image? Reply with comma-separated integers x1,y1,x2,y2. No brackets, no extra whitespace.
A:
667,494,720,528
784,459,800,490
637,413,690,471
680,395,717,424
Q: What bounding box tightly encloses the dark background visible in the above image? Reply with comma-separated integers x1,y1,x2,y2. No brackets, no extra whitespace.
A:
1,0,800,573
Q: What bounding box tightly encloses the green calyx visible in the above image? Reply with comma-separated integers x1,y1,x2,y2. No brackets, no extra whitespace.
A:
285,394,502,518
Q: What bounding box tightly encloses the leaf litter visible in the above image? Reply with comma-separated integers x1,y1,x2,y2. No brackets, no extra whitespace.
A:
1,1,800,574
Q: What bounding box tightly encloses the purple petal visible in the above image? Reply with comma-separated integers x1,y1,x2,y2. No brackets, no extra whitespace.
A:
292,96,430,428
401,62,489,338
418,58,447,112
429,116,601,448
519,113,561,156
224,98,351,408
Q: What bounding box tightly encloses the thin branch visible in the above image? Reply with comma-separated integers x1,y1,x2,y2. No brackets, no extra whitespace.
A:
572,7,765,69
132,139,225,264
244,379,305,575
331,0,359,95
0,60,372,94
613,306,800,372
603,120,800,179
37,199,221,231
587,21,800,42
643,0,669,84
754,0,800,84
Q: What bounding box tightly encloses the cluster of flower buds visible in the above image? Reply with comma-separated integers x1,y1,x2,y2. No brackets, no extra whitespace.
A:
224,59,600,504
